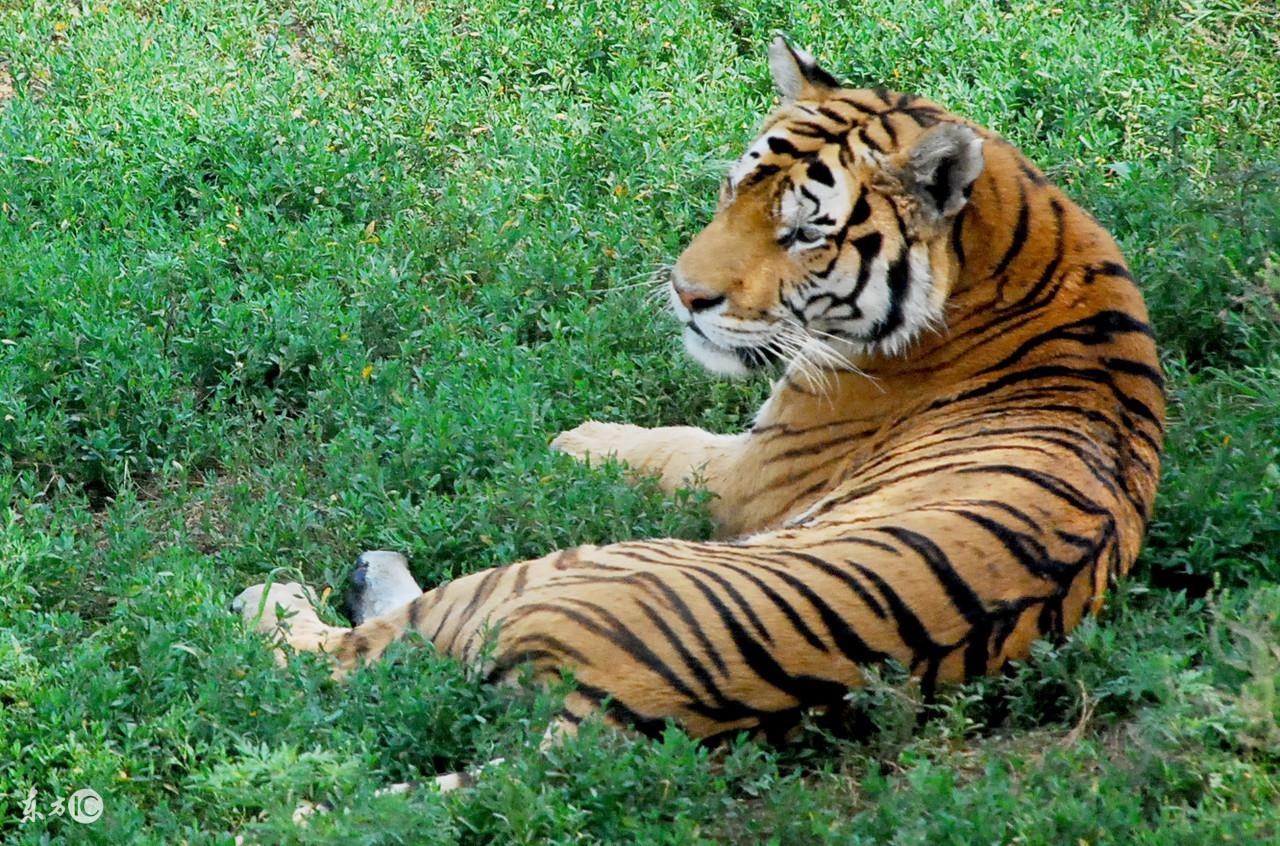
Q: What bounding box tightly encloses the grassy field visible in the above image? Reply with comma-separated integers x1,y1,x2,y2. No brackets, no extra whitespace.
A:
2,0,1278,842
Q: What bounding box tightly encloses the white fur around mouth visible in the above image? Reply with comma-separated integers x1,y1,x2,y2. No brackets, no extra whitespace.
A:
682,325,753,378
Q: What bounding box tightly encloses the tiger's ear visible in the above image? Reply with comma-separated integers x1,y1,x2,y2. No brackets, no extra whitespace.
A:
891,123,986,222
767,35,841,102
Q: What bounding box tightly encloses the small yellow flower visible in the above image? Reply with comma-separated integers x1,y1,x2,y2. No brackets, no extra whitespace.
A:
361,365,373,380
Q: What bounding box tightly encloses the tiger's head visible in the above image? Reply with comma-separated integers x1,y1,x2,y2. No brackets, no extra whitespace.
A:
672,38,986,377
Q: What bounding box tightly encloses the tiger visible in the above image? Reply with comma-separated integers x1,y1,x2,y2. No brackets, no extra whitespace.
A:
234,36,1164,772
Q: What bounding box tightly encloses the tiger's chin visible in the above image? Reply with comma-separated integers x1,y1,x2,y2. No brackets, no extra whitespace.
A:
682,326,780,378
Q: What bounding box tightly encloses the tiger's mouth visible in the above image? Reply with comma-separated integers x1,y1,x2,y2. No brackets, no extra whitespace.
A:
682,322,783,377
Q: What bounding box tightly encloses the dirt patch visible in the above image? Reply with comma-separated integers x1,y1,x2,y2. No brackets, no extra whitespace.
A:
0,65,13,104
182,477,237,555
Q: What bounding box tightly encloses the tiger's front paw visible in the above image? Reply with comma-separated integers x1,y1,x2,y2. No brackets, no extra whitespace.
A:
551,421,634,465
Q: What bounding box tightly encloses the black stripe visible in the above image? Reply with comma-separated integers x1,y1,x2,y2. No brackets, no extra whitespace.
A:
809,459,988,516
407,595,425,631
847,562,950,695
574,682,668,739
640,545,839,655
957,464,1111,516
991,181,1029,278
634,599,762,722
951,497,1041,532
681,572,844,702
851,230,882,263
1037,598,1066,640
812,252,840,279
817,105,849,125
941,364,1162,427
900,106,942,127
829,94,880,116
976,309,1154,374
947,508,1077,585
848,191,872,226
554,598,715,715
822,534,901,555
503,633,594,668
1007,199,1065,308
483,648,559,684
348,632,371,660
1018,162,1048,185
1103,356,1166,389
1082,261,1133,284
596,550,732,675
701,561,831,653
457,568,501,623
877,112,899,147
808,160,835,187
867,249,912,342
855,127,884,153
1005,431,1128,503
427,582,459,645
772,550,888,619
875,527,988,625
790,121,845,143
768,136,802,158
963,621,993,679
932,423,1136,492
741,164,780,188
680,565,775,645
752,572,886,667
688,547,887,667
847,563,938,659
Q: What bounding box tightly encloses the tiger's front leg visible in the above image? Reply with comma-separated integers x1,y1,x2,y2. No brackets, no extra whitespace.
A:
552,421,747,529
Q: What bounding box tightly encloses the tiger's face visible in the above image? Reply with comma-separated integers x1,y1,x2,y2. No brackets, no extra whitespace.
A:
671,39,985,377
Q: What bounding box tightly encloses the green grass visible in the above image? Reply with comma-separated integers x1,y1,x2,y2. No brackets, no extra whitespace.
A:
1,0,1278,842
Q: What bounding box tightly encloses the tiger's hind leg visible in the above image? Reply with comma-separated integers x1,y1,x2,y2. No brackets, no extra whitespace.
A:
232,550,426,669
235,555,581,798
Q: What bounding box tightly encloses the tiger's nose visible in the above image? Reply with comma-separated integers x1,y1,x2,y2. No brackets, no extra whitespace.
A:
673,281,726,313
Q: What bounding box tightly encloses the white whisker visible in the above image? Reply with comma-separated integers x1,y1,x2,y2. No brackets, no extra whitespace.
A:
777,318,883,394
595,263,672,296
